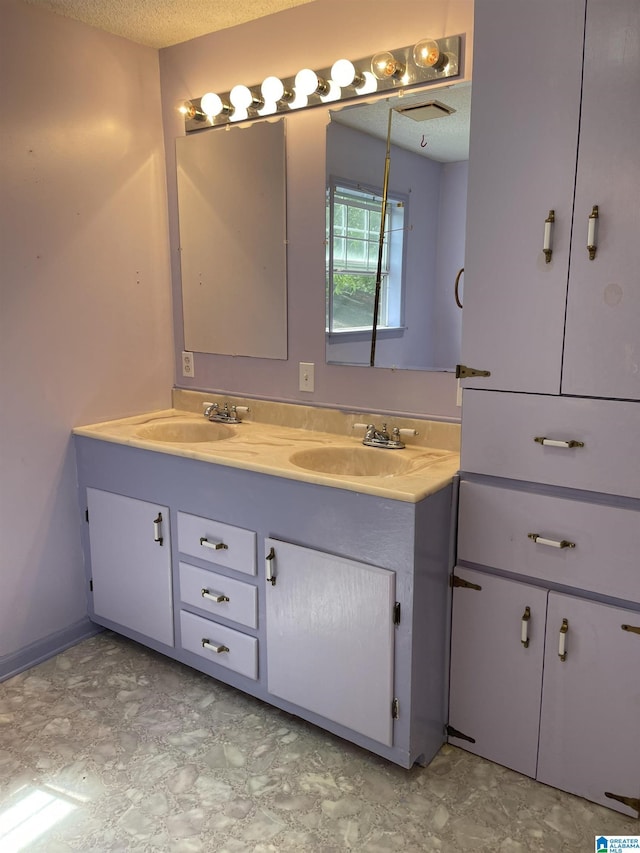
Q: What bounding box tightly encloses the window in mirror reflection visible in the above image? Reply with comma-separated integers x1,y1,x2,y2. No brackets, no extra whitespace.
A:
326,180,407,334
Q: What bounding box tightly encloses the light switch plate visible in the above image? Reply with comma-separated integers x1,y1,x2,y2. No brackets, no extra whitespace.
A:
299,362,315,392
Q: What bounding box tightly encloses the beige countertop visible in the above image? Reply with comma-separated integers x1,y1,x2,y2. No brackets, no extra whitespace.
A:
73,400,460,503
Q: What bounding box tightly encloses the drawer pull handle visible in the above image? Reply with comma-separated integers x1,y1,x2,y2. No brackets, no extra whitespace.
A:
621,624,640,636
558,618,569,661
534,436,584,449
543,209,554,263
587,204,599,260
202,639,230,654
201,588,230,603
528,533,575,549
200,537,228,551
153,513,164,546
521,606,531,648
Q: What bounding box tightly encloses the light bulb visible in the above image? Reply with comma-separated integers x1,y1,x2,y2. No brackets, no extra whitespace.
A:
200,92,224,117
371,51,405,80
330,59,364,88
179,100,197,119
354,71,378,95
230,107,249,123
413,38,448,70
288,90,308,110
320,80,341,103
261,76,284,102
258,101,278,116
230,85,254,110
295,68,329,96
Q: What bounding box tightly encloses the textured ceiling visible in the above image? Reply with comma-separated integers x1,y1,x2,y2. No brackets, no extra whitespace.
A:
21,0,316,48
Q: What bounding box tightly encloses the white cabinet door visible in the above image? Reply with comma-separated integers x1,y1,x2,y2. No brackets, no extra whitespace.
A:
537,593,640,817
459,0,585,393
264,538,395,746
561,0,640,401
448,569,547,777
87,488,174,646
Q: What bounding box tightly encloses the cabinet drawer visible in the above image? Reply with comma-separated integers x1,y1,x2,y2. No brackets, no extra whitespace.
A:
177,512,256,575
179,562,257,628
180,610,258,680
461,390,640,499
458,480,640,603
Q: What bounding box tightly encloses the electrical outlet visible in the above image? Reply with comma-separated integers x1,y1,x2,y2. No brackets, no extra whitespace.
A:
299,362,315,392
182,351,195,378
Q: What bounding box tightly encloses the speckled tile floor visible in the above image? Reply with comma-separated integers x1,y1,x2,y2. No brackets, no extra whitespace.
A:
0,632,637,852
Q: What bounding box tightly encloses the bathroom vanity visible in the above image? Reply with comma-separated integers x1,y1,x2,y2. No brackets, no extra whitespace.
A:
74,398,459,769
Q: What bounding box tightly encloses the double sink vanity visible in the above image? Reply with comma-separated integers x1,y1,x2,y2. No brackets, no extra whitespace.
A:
73,390,460,768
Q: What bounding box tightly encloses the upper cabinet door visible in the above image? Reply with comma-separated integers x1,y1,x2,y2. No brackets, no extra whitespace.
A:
562,0,640,401
460,0,585,393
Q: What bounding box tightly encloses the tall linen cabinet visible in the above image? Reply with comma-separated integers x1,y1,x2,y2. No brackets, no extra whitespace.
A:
450,0,640,817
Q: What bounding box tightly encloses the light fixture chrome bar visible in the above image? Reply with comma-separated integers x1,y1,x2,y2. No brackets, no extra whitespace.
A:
183,35,461,132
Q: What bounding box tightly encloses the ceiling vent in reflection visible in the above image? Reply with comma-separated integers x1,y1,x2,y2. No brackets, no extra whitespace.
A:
394,100,456,122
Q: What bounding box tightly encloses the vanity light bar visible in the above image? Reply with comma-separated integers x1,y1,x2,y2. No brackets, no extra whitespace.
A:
181,35,461,133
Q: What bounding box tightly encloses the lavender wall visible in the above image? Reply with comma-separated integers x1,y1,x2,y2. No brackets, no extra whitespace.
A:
159,0,473,420
0,1,174,673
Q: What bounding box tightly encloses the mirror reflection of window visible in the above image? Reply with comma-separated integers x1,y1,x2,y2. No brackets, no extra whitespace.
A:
326,180,407,333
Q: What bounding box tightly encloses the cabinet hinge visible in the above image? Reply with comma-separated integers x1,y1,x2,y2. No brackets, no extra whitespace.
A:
446,724,476,744
604,792,640,816
391,698,399,719
450,575,482,591
89,579,93,592
456,364,491,379
85,508,89,523
393,602,401,625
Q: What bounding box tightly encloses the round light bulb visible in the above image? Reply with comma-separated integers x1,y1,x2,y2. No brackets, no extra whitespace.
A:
288,90,308,110
331,59,361,88
179,100,197,118
261,75,285,102
319,80,341,103
413,38,447,70
371,51,405,80
295,68,328,96
230,85,254,110
230,106,249,123
200,92,223,117
354,71,378,95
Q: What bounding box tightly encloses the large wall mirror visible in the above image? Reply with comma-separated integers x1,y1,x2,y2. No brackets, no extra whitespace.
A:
325,82,470,371
176,118,287,359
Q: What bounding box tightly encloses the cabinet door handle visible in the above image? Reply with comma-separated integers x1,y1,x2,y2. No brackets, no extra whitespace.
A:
543,209,555,263
454,267,464,308
528,533,576,549
587,204,599,260
201,588,230,603
153,513,163,546
534,436,584,449
266,546,276,586
199,537,228,551
558,618,569,661
521,606,531,648
202,639,229,654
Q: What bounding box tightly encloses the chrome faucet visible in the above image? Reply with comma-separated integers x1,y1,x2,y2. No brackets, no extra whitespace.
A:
203,402,250,424
353,422,418,449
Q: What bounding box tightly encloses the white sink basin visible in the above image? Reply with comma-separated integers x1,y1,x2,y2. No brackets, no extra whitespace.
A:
289,446,414,477
135,420,234,443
